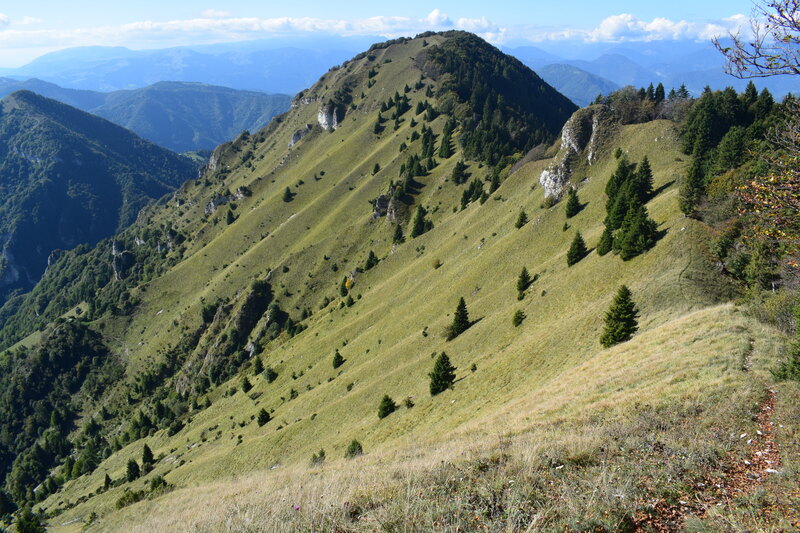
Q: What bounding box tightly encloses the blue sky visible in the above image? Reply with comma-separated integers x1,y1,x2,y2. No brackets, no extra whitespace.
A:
0,1,757,67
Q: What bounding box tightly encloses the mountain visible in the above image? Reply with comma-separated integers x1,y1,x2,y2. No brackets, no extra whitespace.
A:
5,42,363,94
537,64,619,106
0,79,292,152
0,31,793,532
0,90,196,303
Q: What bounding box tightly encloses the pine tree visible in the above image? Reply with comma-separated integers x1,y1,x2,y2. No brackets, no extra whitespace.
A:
597,226,613,256
264,366,278,383
226,209,235,225
410,205,427,238
257,408,270,427
241,376,252,393
447,297,470,340
126,459,140,482
104,473,112,490
332,349,345,369
345,440,364,458
392,223,405,244
600,285,640,348
252,356,264,376
512,309,526,327
679,158,705,216
632,155,653,202
364,250,379,270
15,507,45,533
654,82,665,103
377,395,397,419
372,163,381,175
566,232,588,266
282,187,293,202
429,352,456,395
452,160,468,184
565,188,581,218
515,210,528,229
142,444,154,467
517,267,532,299
618,204,658,260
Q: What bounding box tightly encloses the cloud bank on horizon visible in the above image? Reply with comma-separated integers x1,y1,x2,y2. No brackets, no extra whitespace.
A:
0,8,752,66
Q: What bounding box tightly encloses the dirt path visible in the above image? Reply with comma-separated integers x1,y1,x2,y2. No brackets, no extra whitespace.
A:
633,389,785,531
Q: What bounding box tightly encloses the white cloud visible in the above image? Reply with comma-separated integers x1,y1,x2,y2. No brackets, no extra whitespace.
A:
19,16,43,25
0,13,10,28
201,9,231,19
424,9,452,27
580,13,750,42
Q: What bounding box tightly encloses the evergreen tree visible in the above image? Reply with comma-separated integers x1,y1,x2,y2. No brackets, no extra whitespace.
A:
517,267,532,298
264,367,278,383
126,459,140,482
451,160,468,184
15,507,45,533
364,250,379,270
339,276,349,297
410,205,427,238
345,440,363,458
632,155,653,202
372,163,381,175
597,226,613,256
241,376,252,393
104,473,112,490
618,204,659,260
654,82,665,103
377,395,397,419
566,232,588,266
679,158,705,216
257,408,270,427
774,304,800,381
226,209,235,225
489,171,501,193
515,210,528,229
600,285,640,348
512,309,526,327
429,352,457,395
332,349,345,369
392,223,405,244
142,444,153,468
447,298,470,340
252,356,264,376
282,187,293,202
565,188,581,218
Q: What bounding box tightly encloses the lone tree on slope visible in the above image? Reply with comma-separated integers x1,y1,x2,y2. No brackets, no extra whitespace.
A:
429,352,457,395
446,297,470,340
600,285,640,348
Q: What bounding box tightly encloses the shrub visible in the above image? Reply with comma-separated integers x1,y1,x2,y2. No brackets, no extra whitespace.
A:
345,440,364,458
257,408,271,427
332,349,345,369
512,310,526,327
377,395,397,419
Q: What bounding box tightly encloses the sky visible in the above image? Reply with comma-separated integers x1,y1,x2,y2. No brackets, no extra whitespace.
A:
0,0,758,67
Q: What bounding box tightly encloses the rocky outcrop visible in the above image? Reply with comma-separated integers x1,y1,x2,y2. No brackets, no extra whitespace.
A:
288,124,312,147
317,102,343,131
539,105,613,198
205,195,230,215
371,186,401,222
111,240,135,280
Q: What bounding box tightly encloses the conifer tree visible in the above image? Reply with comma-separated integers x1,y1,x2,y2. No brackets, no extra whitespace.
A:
332,349,345,369
142,444,154,468
257,408,270,427
447,297,470,340
565,188,581,218
126,459,140,482
282,187,292,202
241,376,252,393
410,205,427,238
364,250,379,270
512,309,526,327
597,226,613,256
632,155,654,201
517,267,532,299
372,163,381,175
654,82,665,103
104,473,112,490
566,232,588,266
252,356,264,376
515,210,528,229
392,223,405,244
600,285,640,348
377,395,397,419
429,352,456,395
618,204,659,260
679,158,705,216
345,440,364,458
451,160,468,184
226,209,235,225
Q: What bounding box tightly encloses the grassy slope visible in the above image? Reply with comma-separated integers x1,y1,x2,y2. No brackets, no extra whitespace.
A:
38,34,791,531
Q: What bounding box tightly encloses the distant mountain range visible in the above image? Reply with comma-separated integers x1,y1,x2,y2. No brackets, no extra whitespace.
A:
0,90,196,301
0,79,291,152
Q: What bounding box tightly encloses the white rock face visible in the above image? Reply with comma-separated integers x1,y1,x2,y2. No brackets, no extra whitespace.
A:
317,103,340,131
539,105,611,198
288,124,312,147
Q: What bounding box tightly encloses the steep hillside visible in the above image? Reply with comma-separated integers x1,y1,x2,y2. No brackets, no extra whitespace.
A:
0,32,794,532
0,90,196,303
537,64,620,106
0,80,292,152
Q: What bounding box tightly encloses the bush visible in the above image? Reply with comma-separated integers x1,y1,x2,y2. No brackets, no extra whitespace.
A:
512,310,525,327
264,367,279,383
345,440,364,458
310,449,326,465
332,350,345,369
377,395,397,419
257,408,271,427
